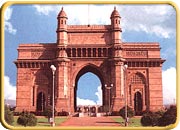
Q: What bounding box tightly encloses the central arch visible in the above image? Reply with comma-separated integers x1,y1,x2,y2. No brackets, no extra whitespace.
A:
74,64,105,112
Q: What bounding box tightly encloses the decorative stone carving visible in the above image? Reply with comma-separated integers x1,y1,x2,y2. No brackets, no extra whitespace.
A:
31,50,55,59
126,51,147,58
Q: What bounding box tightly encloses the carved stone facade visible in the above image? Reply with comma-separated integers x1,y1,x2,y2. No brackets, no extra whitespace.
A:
15,7,165,114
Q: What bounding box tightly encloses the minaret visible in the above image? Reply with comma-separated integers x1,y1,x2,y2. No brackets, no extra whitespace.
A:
110,7,124,112
55,7,70,113
110,7,122,44
56,7,68,45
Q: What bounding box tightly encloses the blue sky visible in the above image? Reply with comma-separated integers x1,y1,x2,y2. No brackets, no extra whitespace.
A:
3,4,176,105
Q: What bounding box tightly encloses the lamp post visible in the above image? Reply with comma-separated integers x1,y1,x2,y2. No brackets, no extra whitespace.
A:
123,64,128,126
105,83,113,115
50,65,56,127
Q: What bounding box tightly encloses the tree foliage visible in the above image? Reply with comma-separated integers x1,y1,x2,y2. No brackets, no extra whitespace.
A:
141,106,176,127
119,106,135,119
4,105,14,125
17,111,37,126
158,105,177,126
141,111,162,126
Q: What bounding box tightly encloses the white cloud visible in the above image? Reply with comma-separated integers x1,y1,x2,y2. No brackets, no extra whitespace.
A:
33,4,175,39
4,7,12,21
33,5,112,25
77,97,96,106
95,85,102,105
4,76,16,100
4,7,17,35
77,85,102,106
151,25,169,38
33,5,58,15
118,5,176,39
5,21,16,35
162,67,176,105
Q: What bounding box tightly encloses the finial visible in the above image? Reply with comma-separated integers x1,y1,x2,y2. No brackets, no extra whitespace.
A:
114,6,116,10
61,7,63,11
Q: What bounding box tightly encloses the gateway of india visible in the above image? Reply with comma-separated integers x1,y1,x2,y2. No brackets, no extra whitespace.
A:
14,7,165,115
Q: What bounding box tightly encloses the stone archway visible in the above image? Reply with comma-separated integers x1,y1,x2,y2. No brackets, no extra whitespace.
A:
128,72,147,114
34,71,50,112
74,64,105,112
15,7,164,113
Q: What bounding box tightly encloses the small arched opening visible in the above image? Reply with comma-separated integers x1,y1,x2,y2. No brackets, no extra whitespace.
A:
36,92,46,112
129,72,147,115
134,91,143,115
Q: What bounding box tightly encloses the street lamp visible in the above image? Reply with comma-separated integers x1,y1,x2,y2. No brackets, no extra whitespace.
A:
105,83,113,115
123,64,128,126
50,65,56,127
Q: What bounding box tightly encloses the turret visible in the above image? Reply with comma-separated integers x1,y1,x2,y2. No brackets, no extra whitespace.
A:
110,7,122,44
56,7,68,45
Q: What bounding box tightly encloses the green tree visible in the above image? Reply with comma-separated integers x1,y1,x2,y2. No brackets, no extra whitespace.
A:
4,105,14,125
141,111,162,126
158,105,177,126
119,106,135,119
17,111,37,126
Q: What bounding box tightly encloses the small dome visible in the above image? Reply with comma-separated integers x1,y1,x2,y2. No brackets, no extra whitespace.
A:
58,7,67,18
110,7,120,18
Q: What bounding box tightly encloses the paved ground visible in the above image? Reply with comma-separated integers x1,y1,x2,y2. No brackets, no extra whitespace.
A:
59,116,121,127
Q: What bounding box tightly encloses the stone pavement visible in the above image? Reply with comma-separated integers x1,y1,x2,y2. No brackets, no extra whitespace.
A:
59,117,121,127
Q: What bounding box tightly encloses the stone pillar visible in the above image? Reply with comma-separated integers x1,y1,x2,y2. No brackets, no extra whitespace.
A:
91,48,93,57
112,61,124,111
120,63,124,97
148,67,163,111
143,85,146,111
70,48,72,57
81,48,83,57
86,48,88,57
16,68,32,112
55,60,70,112
96,106,98,113
31,85,37,111
100,48,102,57
75,48,77,57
